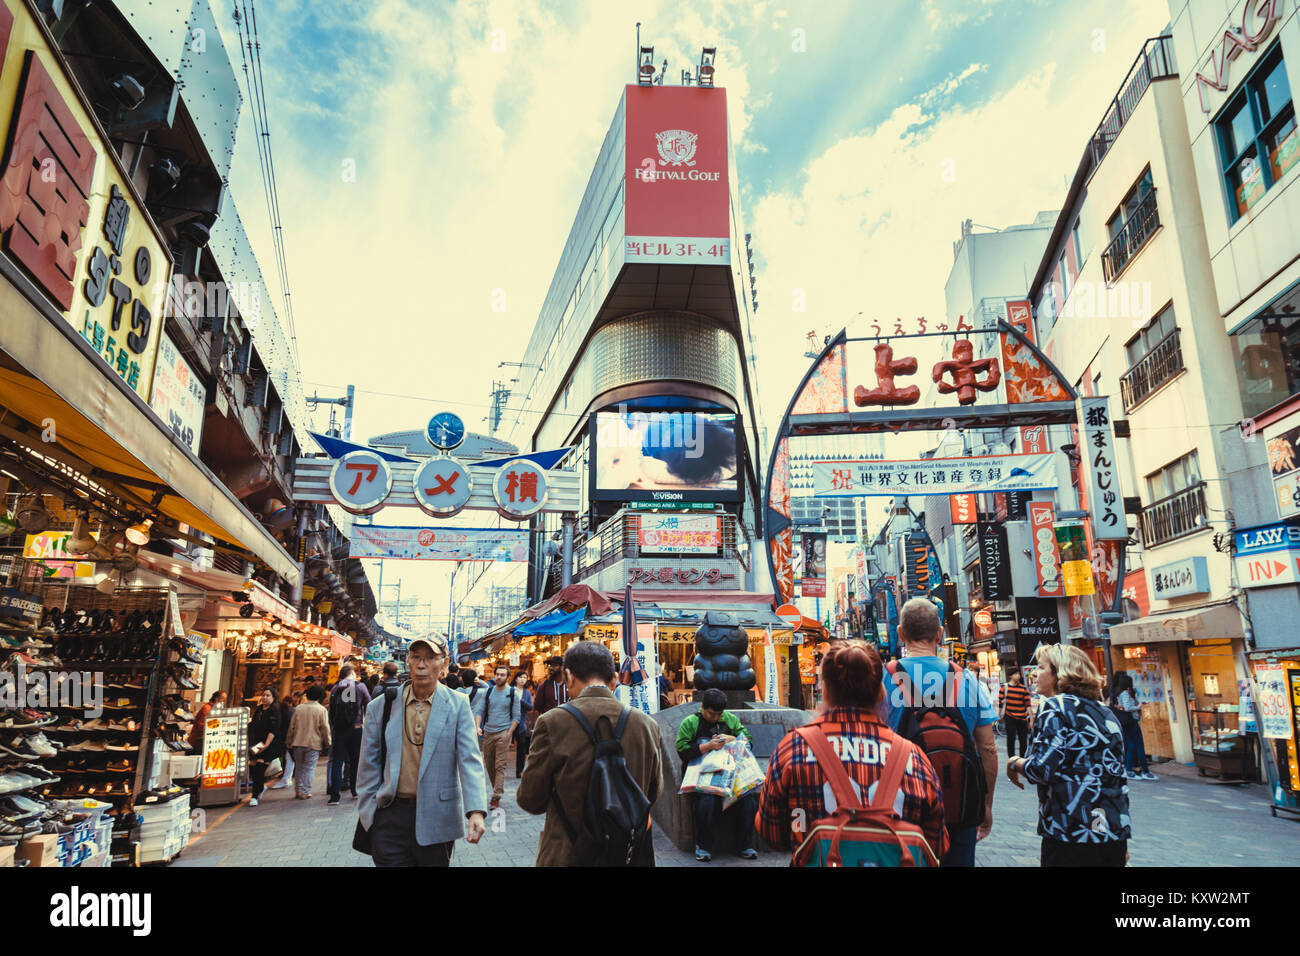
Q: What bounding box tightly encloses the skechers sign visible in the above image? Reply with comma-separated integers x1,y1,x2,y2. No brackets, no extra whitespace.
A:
1233,521,1300,588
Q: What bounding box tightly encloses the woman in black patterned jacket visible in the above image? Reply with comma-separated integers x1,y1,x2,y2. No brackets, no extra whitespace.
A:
1006,644,1130,866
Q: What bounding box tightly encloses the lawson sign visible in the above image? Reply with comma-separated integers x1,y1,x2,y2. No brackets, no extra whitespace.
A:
1233,522,1300,589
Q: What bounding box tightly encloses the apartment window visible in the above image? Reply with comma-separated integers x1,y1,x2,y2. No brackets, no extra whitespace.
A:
1102,168,1158,281
1122,305,1183,410
1141,451,1207,547
1229,285,1300,418
1216,44,1296,222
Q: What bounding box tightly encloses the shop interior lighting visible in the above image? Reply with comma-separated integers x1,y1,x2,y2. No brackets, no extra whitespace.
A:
14,494,48,533
239,602,257,618
125,518,153,546
65,513,96,555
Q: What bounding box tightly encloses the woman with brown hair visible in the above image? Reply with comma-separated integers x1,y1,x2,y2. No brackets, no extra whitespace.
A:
1006,644,1131,866
756,640,948,864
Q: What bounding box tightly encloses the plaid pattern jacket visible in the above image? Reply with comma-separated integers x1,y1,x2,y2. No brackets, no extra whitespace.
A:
756,707,949,858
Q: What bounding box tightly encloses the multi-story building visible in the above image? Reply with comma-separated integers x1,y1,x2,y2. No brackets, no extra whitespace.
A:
0,1,379,710
1027,32,1250,765
459,67,797,704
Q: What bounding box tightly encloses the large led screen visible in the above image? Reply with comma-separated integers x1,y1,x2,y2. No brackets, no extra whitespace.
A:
591,410,740,502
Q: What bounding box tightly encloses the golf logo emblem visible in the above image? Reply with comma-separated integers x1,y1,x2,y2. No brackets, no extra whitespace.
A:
656,129,697,166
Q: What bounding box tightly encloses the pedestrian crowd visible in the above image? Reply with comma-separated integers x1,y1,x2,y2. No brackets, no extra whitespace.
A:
233,596,1138,868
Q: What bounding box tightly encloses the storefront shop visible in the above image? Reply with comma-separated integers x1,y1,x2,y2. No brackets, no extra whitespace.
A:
1109,602,1253,773
1245,650,1300,816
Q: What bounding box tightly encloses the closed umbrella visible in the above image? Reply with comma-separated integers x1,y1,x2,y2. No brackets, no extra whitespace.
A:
618,583,648,686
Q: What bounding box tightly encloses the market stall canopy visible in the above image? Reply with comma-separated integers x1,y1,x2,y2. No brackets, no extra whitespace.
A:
512,607,586,637
1107,602,1244,645
0,331,298,585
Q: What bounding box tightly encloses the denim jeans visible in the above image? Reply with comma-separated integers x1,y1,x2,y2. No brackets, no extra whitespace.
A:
943,825,978,867
1123,721,1150,773
328,725,364,798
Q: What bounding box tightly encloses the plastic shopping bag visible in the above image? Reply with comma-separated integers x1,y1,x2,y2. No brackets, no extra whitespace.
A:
678,747,736,795
723,739,764,809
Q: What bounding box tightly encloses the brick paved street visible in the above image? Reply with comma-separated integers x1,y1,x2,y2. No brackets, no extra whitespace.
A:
174,748,1299,868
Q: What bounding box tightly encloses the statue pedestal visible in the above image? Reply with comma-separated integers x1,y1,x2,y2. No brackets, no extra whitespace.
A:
651,700,811,854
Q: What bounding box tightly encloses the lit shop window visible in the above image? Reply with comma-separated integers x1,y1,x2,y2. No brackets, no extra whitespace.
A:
1216,44,1296,223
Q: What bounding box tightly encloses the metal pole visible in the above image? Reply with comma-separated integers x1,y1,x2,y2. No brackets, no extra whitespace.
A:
344,384,355,441
561,513,575,588
290,507,309,608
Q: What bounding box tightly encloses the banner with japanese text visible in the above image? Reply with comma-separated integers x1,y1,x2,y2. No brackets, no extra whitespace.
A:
812,453,1056,497
637,513,721,554
1078,396,1126,539
350,526,529,562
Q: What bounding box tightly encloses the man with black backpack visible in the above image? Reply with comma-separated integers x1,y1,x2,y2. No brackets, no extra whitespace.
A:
327,665,371,805
517,641,662,866
879,598,999,867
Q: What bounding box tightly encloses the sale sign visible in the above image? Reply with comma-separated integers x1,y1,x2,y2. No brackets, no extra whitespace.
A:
1028,502,1064,598
624,85,730,265
1255,666,1292,739
201,710,243,789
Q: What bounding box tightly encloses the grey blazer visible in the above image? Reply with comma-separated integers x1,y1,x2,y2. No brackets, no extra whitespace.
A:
356,681,488,846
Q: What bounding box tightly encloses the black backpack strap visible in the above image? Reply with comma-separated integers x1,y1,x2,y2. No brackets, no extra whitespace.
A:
377,683,400,771
611,706,631,744
558,702,599,746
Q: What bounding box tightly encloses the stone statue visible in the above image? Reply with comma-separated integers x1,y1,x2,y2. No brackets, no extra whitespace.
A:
692,611,755,692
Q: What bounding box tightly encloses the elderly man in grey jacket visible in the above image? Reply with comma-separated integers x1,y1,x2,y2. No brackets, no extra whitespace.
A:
355,633,487,866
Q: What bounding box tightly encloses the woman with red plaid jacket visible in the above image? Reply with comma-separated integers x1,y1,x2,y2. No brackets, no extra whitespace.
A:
756,640,949,859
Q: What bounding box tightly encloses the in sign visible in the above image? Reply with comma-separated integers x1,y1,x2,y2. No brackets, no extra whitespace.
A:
414,457,473,518
328,450,394,515
493,459,549,520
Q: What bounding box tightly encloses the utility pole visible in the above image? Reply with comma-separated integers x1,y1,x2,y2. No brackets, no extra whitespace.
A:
308,386,355,440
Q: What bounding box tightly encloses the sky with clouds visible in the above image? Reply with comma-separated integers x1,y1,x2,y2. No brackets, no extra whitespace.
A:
204,0,1172,624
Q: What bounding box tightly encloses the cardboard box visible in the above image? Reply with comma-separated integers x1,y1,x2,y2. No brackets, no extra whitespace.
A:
16,834,59,867
0,845,14,868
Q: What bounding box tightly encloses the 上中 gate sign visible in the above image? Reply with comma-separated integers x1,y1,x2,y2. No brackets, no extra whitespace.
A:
329,450,394,515
1078,396,1126,539
414,457,473,518
494,459,549,520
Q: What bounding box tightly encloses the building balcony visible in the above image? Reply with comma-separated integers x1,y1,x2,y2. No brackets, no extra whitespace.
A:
1120,329,1185,411
1102,189,1161,282
1140,482,1208,548
1090,36,1177,167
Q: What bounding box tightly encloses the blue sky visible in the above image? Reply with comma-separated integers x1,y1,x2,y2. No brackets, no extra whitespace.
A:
206,0,1172,618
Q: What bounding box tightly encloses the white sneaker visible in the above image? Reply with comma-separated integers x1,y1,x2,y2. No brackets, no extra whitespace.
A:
248,797,258,806
269,781,289,789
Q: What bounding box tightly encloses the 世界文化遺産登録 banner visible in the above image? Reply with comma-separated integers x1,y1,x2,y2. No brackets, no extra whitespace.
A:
811,453,1056,497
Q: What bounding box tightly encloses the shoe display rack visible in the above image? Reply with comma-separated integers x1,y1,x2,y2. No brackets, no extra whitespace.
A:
0,558,112,867
32,583,204,866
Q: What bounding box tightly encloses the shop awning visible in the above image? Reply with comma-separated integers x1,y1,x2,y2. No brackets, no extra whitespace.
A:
513,607,586,637
1108,602,1245,645
0,291,299,584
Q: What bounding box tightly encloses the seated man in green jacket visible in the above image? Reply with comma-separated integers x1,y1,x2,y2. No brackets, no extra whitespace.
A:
675,688,759,862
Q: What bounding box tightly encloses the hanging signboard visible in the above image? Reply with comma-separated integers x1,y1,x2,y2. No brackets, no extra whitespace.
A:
637,513,721,555
1015,596,1062,664
764,627,779,704
801,531,826,598
1077,396,1126,540
350,526,529,562
413,457,474,518
813,453,1056,497
148,332,205,454
1028,502,1064,598
1020,423,1049,454
329,450,395,515
1005,491,1029,521
950,493,978,524
977,522,1012,601
1056,522,1094,596
1233,521,1300,588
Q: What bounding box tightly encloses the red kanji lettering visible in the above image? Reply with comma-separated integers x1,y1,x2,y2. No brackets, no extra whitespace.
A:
854,343,920,406
933,339,1001,405
519,471,539,502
